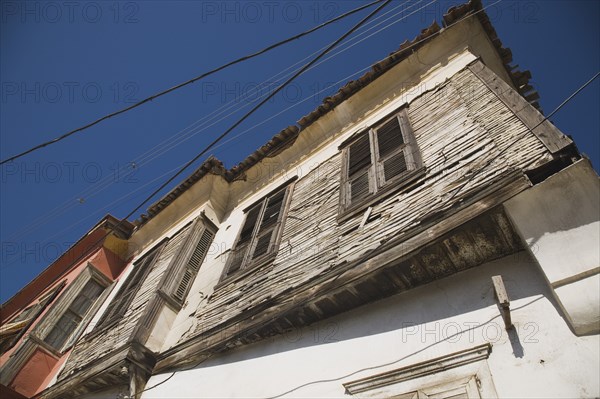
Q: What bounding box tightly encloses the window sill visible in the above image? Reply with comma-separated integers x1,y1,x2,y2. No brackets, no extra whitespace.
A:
28,334,62,357
214,253,277,292
338,167,426,224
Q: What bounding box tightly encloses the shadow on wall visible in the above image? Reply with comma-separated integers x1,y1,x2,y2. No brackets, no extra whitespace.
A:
192,250,561,369
505,159,600,336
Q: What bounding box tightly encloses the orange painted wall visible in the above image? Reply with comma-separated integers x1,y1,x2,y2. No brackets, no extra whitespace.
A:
1,245,131,398
8,348,58,397
0,246,128,366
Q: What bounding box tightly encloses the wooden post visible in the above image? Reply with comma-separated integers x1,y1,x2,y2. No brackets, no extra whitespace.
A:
492,275,513,329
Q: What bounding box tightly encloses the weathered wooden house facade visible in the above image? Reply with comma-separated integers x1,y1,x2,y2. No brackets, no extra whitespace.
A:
1,1,598,398
0,216,132,398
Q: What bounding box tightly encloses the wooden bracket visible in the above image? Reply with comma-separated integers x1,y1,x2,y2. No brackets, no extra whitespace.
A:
492,275,513,329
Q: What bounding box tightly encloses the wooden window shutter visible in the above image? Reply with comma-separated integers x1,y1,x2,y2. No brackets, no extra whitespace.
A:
250,188,286,260
223,181,294,280
173,228,214,303
95,246,161,328
225,204,261,276
12,304,41,323
376,115,408,183
347,132,372,204
44,280,104,350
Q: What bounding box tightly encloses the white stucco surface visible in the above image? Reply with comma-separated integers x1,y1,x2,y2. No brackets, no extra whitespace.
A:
142,251,600,398
505,159,600,335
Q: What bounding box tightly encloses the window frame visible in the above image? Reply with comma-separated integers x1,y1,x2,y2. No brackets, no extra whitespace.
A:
28,264,111,354
339,106,424,222
0,283,65,355
220,179,296,283
92,240,166,332
158,215,217,308
342,344,496,397
42,279,105,351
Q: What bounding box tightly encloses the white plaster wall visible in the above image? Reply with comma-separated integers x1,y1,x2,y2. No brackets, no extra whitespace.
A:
505,159,600,335
142,251,600,399
505,160,599,283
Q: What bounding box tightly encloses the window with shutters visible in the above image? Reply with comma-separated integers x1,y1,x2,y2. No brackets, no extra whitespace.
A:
222,182,294,281
94,244,163,330
170,226,215,304
43,280,104,350
0,284,64,355
17,265,112,355
340,107,423,218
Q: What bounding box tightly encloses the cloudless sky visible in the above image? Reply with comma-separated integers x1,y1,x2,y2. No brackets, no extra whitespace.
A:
1,0,599,302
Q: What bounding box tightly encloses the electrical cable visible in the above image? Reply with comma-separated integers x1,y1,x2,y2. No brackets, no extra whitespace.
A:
0,0,386,165
2,0,419,244
134,9,600,397
1,62,374,270
0,1,393,313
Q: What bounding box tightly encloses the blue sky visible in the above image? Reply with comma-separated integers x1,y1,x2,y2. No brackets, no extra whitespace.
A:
1,0,599,303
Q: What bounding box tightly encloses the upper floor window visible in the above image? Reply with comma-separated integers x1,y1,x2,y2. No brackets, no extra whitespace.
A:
160,219,216,306
95,243,163,329
93,215,216,331
43,280,104,350
340,108,422,217
339,107,422,216
222,181,295,280
27,264,111,353
0,284,64,355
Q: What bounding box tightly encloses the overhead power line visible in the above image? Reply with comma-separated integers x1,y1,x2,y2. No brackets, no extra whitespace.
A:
444,70,600,205
119,0,392,224
1,0,426,250
1,1,393,305
0,0,386,166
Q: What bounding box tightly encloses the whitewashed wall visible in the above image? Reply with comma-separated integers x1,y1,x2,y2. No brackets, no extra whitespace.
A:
142,251,599,398
505,159,600,335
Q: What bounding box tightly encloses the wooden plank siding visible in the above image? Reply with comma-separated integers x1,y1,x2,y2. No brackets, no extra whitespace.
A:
49,61,562,384
175,64,553,347
57,224,193,379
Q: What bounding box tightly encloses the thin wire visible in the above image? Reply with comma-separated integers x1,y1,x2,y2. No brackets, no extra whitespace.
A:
0,2,393,310
139,5,600,391
129,0,431,166
0,61,372,270
1,0,524,276
0,0,385,165
115,0,393,226
2,0,504,271
2,0,416,244
264,296,545,398
0,165,184,270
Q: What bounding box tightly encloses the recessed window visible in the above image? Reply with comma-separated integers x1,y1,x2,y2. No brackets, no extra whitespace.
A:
0,284,64,355
95,244,163,330
26,265,111,353
170,226,215,304
340,107,422,216
44,280,104,350
222,182,294,280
